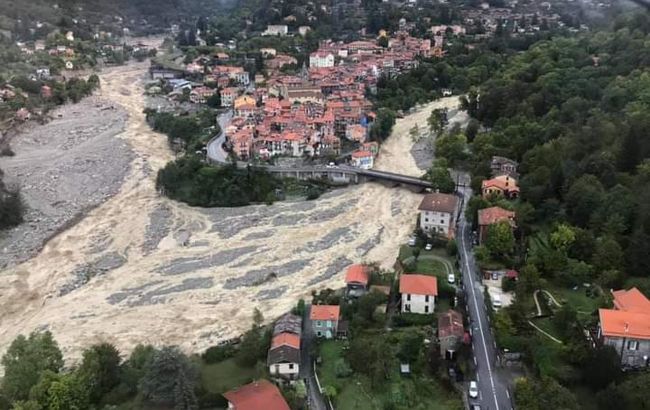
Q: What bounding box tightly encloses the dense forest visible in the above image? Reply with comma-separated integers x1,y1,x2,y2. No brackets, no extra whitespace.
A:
450,12,650,410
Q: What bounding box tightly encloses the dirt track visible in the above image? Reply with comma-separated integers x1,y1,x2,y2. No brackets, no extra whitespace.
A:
0,55,460,364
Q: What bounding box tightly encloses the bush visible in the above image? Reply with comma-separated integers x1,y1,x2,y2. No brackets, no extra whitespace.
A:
334,359,353,378
202,345,236,364
392,313,434,327
446,239,458,256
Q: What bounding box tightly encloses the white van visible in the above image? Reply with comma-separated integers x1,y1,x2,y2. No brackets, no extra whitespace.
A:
491,294,502,309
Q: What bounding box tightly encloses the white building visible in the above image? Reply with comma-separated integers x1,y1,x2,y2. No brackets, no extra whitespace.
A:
309,51,335,68
400,274,438,314
263,25,289,36
418,192,459,238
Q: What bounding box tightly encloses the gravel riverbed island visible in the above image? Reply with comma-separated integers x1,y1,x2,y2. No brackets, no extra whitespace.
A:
0,97,133,269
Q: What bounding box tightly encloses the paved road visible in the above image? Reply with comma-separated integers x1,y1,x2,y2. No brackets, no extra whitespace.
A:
457,181,513,410
302,305,329,410
206,110,232,163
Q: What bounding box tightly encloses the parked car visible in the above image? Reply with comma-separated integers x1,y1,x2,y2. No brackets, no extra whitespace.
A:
408,236,417,247
492,294,502,309
447,273,455,284
469,381,479,398
471,405,481,410
425,243,433,251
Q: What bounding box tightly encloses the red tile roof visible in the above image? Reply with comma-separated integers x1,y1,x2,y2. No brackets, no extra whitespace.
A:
599,308,650,340
310,305,340,321
271,332,301,350
351,150,372,158
345,264,369,285
612,287,650,313
478,206,516,226
399,274,438,296
438,309,464,339
223,380,290,410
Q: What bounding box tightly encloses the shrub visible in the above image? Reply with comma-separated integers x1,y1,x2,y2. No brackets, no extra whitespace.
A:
202,345,236,364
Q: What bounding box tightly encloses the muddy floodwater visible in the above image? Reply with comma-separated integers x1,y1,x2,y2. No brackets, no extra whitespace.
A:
0,47,460,363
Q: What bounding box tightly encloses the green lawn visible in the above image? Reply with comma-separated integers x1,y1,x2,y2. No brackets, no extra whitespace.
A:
318,340,462,410
546,285,602,315
200,358,257,394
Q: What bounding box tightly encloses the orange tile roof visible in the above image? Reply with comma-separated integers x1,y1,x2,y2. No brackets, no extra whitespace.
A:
481,177,520,192
271,332,300,350
599,308,650,340
351,150,372,158
345,264,369,285
400,274,438,296
310,305,340,321
224,380,290,410
478,206,516,226
612,288,650,313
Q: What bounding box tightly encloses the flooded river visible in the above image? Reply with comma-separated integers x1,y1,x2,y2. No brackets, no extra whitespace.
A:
0,56,460,362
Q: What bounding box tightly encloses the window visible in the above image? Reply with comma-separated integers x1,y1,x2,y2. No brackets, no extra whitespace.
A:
440,220,444,224
406,294,411,301
404,304,411,312
289,364,294,370
425,295,429,302
317,331,322,337
425,218,429,222
425,305,429,313
326,320,332,327
275,364,280,373
628,340,639,350
316,321,322,327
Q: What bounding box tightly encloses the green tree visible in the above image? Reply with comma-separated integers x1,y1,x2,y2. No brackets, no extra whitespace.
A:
583,345,622,390
550,224,576,253
424,166,455,193
1,331,64,402
77,343,122,404
46,374,89,410
435,132,467,165
139,347,198,409
427,109,447,134
485,221,515,258
397,331,423,363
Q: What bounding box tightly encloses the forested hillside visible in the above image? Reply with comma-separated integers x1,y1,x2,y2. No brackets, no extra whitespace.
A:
453,11,650,410
0,0,222,38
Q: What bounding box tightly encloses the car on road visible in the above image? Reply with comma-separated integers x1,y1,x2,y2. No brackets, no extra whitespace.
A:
447,273,455,284
408,237,417,246
469,381,479,399
470,405,481,410
425,243,433,251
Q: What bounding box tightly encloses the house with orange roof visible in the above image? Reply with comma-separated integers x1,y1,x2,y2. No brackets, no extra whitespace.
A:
345,264,370,298
351,150,374,169
477,206,516,245
268,332,301,380
481,174,519,199
400,274,438,314
220,87,239,107
224,379,290,410
310,305,340,339
345,123,367,143
597,287,650,368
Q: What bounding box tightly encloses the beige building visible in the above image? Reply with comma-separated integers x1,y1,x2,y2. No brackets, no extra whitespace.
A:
418,193,460,238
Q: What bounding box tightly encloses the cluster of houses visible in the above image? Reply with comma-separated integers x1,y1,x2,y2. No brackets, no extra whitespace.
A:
150,31,430,163
224,32,430,162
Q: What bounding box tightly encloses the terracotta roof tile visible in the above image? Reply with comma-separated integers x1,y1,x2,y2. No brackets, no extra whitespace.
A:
310,305,340,321
599,308,650,340
400,274,438,296
345,264,369,285
223,380,290,410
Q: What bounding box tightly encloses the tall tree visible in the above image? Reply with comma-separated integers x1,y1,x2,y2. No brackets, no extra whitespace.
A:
1,332,64,402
